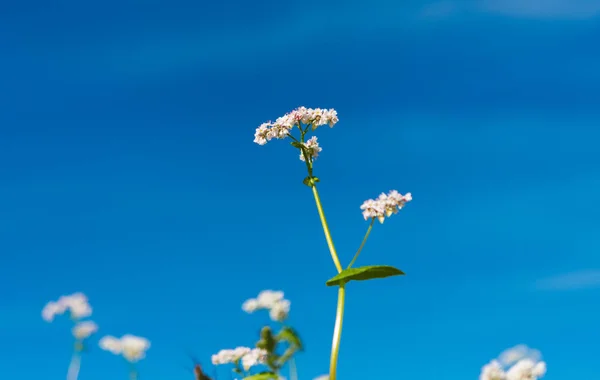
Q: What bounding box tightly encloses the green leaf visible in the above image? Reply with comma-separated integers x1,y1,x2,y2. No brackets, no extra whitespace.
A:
277,326,304,351
243,372,279,380
290,141,304,148
325,265,405,286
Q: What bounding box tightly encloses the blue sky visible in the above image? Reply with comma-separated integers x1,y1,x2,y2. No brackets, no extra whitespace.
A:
1,0,599,379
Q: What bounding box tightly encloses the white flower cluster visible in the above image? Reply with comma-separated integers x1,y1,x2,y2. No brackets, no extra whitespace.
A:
42,292,92,322
253,106,338,146
99,335,151,363
480,345,547,380
360,190,412,223
211,347,268,371
42,292,98,341
241,290,291,322
299,136,322,162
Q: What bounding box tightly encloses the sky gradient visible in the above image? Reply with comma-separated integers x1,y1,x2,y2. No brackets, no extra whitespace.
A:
1,1,600,379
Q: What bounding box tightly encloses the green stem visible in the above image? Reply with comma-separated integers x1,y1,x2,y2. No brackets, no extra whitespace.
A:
310,185,342,273
67,351,81,380
289,357,298,380
328,285,345,380
347,218,375,269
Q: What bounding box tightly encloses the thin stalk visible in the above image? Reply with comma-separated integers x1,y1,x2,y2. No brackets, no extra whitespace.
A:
289,357,298,380
310,185,343,273
328,285,346,380
66,352,81,380
347,218,375,269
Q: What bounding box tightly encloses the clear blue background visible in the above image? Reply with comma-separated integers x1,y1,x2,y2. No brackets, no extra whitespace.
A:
1,0,599,379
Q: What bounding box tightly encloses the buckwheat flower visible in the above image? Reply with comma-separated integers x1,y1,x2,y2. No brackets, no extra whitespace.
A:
256,290,285,309
242,298,260,313
42,301,67,322
99,336,122,355
499,345,541,367
269,299,291,322
254,123,271,145
299,136,322,162
360,190,412,223
313,375,329,380
506,359,547,380
480,360,506,380
211,347,253,365
120,334,151,363
360,199,385,223
58,293,92,320
72,321,98,340
323,109,339,127
241,348,268,370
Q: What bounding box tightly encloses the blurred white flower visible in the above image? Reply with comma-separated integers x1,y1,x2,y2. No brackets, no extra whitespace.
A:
99,336,122,355
360,190,412,223
72,321,98,340
99,334,150,362
499,345,541,367
211,346,266,369
480,360,506,380
269,299,291,322
241,348,268,370
42,301,67,322
313,375,329,380
242,290,291,321
299,136,322,162
506,359,547,380
241,298,259,313
42,292,92,322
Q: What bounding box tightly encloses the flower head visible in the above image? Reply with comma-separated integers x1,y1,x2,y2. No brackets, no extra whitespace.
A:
211,346,267,370
360,190,412,223
99,334,150,363
72,321,98,340
253,107,338,146
506,359,547,380
299,136,322,162
480,360,506,380
242,290,291,321
42,292,92,322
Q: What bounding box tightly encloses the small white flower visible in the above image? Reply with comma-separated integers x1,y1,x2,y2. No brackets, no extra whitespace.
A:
99,334,150,363
254,123,271,145
360,190,412,223
499,345,541,367
256,290,285,309
42,301,67,322
242,298,260,313
299,136,322,162
42,292,92,322
121,334,151,362
313,375,329,380
72,321,98,340
506,359,547,380
241,348,268,370
269,299,290,322
480,360,506,380
99,336,122,355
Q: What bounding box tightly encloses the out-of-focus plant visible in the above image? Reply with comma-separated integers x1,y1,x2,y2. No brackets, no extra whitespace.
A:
42,293,97,380
480,345,547,380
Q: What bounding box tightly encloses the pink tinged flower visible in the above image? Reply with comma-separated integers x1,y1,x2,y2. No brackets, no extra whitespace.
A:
254,123,271,145
360,190,412,223
299,136,322,162
99,336,122,355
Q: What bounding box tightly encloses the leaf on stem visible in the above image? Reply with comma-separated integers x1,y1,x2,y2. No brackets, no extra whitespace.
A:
277,327,304,351
325,265,405,287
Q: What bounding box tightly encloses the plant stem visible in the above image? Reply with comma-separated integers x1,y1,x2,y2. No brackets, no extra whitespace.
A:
289,357,298,380
66,351,81,380
347,218,375,269
310,184,343,273
328,284,346,380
